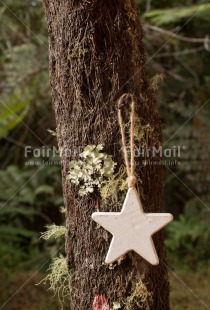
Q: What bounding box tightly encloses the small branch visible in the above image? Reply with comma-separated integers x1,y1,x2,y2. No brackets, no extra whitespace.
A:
146,0,152,13
154,46,204,58
144,24,210,50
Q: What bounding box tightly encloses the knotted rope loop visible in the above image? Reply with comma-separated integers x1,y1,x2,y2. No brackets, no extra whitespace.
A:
117,93,137,188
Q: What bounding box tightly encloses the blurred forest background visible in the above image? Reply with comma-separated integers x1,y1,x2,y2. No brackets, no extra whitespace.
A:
0,0,210,309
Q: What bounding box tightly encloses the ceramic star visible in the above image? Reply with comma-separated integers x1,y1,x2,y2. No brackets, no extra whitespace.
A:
92,187,173,265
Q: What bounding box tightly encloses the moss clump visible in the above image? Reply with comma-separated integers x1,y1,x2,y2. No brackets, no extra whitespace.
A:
60,205,67,214
40,224,67,240
126,280,153,310
38,255,72,308
134,115,154,147
99,166,127,201
150,74,164,92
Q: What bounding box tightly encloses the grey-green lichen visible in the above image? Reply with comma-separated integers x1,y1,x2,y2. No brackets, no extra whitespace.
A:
67,145,116,196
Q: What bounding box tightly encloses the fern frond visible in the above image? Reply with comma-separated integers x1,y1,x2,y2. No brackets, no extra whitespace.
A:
144,4,210,26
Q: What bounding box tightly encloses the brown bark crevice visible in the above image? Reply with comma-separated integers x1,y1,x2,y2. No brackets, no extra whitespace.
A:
42,0,170,309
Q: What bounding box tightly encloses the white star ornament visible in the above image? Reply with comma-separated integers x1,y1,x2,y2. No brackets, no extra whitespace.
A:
92,187,173,265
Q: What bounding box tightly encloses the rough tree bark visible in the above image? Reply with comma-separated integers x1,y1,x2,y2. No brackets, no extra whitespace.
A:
42,0,170,309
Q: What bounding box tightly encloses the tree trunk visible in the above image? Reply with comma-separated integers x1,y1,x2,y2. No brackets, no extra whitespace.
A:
42,0,170,309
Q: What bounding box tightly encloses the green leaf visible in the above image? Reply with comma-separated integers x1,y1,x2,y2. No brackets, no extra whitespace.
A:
35,185,54,196
0,206,37,217
0,95,30,137
144,4,210,26
0,226,38,238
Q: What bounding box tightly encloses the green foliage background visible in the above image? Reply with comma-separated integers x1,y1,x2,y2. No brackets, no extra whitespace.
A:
0,0,210,309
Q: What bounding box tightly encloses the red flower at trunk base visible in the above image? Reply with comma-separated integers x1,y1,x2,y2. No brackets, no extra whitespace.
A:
93,294,110,310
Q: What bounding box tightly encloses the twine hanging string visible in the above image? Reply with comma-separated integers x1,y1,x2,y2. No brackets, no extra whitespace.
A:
118,94,137,188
